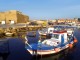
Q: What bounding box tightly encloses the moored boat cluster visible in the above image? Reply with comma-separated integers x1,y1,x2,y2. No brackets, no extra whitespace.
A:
25,26,78,56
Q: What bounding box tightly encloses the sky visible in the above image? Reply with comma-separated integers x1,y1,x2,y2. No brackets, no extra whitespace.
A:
0,0,80,20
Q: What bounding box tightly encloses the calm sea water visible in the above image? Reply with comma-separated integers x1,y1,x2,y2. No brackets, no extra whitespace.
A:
0,29,80,60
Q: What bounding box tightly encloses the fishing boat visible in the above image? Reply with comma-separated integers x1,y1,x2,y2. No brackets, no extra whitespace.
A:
38,27,54,39
25,30,78,56
38,19,54,36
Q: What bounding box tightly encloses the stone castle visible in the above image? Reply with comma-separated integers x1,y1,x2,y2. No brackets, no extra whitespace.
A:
0,10,29,24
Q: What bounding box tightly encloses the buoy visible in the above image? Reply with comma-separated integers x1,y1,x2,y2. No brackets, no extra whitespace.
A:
54,48,60,52
69,43,73,49
73,37,78,43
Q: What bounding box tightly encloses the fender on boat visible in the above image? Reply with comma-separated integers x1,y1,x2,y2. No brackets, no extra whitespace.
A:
69,43,73,49
54,48,60,53
73,37,78,43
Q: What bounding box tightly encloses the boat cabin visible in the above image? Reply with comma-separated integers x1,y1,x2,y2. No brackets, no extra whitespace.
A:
42,30,69,46
51,30,68,44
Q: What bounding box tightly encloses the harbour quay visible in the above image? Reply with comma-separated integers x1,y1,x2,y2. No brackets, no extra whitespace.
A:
0,24,46,38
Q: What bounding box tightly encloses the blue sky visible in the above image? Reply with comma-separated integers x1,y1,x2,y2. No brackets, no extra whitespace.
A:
0,0,80,20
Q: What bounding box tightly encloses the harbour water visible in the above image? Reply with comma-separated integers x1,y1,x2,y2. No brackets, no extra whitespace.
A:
0,29,80,60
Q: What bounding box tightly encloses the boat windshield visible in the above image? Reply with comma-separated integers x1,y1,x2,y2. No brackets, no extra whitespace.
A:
51,34,59,39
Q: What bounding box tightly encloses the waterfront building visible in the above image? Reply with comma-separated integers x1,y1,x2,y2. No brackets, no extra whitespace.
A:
0,10,29,24
35,20,47,26
57,18,77,24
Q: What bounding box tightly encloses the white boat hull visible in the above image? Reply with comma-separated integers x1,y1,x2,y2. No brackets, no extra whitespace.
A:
27,44,70,56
